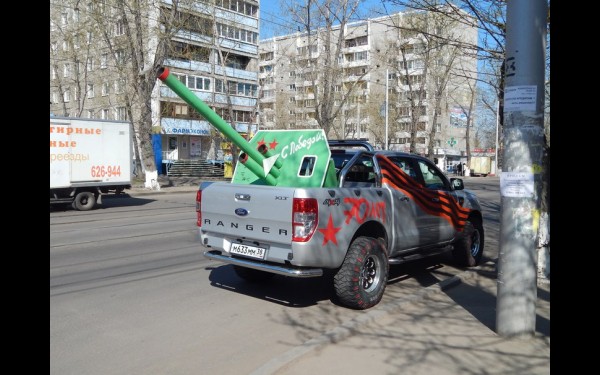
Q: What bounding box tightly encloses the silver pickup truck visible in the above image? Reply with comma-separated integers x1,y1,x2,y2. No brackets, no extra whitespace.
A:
199,141,484,310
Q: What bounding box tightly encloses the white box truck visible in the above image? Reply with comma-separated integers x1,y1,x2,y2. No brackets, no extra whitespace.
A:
50,117,132,210
469,156,491,177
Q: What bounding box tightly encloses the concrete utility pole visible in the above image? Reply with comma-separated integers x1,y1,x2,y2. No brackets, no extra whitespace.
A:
496,0,548,336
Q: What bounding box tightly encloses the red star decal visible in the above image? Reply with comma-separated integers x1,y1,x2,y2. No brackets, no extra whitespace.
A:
268,138,278,150
257,138,265,147
318,214,342,246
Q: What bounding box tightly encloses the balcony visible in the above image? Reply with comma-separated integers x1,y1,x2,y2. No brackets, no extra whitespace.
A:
214,65,257,81
163,59,211,74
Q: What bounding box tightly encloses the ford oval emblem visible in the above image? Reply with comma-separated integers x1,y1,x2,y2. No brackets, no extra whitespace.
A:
235,208,249,216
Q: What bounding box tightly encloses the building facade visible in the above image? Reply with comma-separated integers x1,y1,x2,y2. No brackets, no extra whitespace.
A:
258,9,478,171
50,0,260,173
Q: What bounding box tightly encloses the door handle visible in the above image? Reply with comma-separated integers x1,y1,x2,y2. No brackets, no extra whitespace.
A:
431,197,440,202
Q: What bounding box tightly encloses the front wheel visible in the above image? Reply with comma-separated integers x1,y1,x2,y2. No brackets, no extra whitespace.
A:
334,237,389,310
72,191,96,211
452,217,484,267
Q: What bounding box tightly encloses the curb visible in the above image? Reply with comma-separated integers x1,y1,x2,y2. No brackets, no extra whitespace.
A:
124,186,200,196
250,261,495,375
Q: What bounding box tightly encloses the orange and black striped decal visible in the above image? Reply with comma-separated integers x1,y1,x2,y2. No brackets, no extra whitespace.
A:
376,155,471,231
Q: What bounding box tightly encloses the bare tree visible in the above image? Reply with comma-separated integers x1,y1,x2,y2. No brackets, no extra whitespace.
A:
50,3,96,118
283,0,375,136
384,0,550,278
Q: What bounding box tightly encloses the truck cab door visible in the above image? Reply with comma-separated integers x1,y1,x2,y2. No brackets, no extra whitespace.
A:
413,158,457,244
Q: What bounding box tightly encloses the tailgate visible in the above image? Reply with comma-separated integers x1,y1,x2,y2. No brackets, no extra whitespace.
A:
201,183,294,244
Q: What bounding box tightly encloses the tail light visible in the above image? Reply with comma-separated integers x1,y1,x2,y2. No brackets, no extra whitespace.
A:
292,198,318,242
196,190,202,227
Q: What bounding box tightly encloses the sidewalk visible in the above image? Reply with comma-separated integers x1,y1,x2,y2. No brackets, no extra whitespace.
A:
252,262,550,375
128,174,549,374
126,176,212,196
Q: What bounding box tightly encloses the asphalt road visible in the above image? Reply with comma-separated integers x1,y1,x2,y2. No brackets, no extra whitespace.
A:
50,177,500,375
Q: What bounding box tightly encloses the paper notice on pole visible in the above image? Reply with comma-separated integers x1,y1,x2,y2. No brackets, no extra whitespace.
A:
500,172,534,198
504,86,537,112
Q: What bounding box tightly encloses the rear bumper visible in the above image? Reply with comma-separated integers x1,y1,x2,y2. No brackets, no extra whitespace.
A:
204,250,323,278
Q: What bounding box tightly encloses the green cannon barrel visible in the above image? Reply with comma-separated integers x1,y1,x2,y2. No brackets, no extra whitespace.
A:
157,67,280,184
239,153,277,185
257,144,284,169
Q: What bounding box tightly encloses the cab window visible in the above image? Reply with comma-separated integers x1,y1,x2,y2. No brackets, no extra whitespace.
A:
417,159,447,190
388,156,418,181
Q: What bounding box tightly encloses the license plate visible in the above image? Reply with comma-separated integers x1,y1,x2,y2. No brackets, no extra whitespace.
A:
230,243,266,259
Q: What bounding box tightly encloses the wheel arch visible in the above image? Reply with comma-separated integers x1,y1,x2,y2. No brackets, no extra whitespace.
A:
468,210,483,227
351,220,388,252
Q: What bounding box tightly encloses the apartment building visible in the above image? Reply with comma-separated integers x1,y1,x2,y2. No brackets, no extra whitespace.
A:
258,9,478,170
50,0,260,172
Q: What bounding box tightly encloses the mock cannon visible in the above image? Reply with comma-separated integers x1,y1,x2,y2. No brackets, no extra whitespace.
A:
157,67,337,187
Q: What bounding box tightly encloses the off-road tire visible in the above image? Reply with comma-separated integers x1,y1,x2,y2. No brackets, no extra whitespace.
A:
233,265,275,282
333,236,389,310
72,191,96,211
452,217,484,267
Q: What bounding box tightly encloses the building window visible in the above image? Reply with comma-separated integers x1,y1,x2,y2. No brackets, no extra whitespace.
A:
216,22,258,45
102,81,109,96
260,52,274,61
87,109,94,118
115,79,125,94
261,90,274,98
288,84,296,91
87,84,94,98
101,53,108,69
259,77,274,85
86,57,94,72
237,82,257,97
63,63,71,78
288,97,295,103
87,31,93,44
115,19,126,36
51,91,58,104
116,107,127,121
63,90,71,102
436,123,441,132
115,50,125,65
344,36,368,47
101,109,110,120
62,40,69,52
61,13,68,26
186,75,211,91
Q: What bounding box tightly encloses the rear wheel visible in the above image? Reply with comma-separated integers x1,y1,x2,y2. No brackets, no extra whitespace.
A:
233,266,275,282
452,217,484,267
72,191,96,211
334,237,389,310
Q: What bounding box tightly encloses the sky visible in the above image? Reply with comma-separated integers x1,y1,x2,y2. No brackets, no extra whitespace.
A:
259,0,403,40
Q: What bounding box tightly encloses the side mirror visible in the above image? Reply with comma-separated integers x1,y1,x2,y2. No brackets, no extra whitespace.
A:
450,178,464,190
